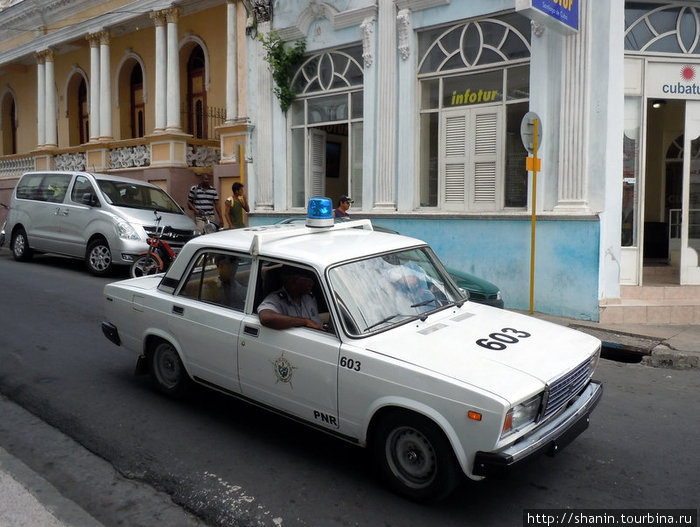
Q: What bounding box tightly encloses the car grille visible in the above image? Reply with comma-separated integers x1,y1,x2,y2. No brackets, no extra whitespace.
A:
143,226,195,249
541,357,593,420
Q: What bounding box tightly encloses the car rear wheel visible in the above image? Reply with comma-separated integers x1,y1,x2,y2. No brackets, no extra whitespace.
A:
86,238,113,276
11,228,33,262
149,341,189,397
372,410,461,502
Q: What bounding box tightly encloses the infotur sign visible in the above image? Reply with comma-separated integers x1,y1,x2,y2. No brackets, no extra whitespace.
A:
515,0,579,34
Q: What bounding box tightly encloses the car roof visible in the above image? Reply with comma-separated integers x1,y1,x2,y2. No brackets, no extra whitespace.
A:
167,220,426,276
22,171,160,187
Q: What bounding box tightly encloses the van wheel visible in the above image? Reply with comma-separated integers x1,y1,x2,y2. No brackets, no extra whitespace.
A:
372,410,461,502
86,238,113,276
11,228,33,262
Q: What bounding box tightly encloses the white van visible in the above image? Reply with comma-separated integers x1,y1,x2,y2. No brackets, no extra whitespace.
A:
2,171,197,275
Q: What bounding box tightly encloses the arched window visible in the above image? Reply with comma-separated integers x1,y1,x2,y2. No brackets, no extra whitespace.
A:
187,46,207,139
289,46,364,208
130,64,145,138
416,13,530,211
626,4,700,54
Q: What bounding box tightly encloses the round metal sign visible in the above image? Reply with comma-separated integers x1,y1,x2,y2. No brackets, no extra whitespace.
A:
520,111,543,154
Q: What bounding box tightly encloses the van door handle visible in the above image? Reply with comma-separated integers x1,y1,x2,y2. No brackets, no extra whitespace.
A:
243,325,259,337
172,305,184,315
61,208,69,216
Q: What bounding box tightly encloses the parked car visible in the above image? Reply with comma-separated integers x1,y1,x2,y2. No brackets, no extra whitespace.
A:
2,171,196,275
276,216,504,308
102,198,602,502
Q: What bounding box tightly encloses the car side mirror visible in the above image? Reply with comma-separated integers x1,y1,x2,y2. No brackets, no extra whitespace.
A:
82,192,98,206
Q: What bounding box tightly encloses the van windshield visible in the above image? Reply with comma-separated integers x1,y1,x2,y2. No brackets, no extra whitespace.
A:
97,180,183,214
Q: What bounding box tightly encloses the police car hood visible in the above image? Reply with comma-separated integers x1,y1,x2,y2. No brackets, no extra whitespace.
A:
362,303,600,403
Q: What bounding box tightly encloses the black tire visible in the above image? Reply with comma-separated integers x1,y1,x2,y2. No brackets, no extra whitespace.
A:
149,341,190,397
86,238,113,276
372,410,461,502
11,228,33,262
131,254,161,278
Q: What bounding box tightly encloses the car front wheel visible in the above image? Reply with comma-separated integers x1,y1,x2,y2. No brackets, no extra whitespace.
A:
86,238,113,276
372,410,461,502
149,341,189,397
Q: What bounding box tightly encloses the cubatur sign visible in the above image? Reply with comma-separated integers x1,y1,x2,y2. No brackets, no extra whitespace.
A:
647,63,700,100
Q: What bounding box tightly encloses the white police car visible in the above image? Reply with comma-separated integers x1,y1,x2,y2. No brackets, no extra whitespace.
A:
102,197,602,501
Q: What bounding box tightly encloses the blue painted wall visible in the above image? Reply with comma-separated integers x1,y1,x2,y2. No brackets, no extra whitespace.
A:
250,216,601,320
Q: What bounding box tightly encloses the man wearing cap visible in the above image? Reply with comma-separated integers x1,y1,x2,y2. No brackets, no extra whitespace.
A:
258,267,324,330
334,195,353,218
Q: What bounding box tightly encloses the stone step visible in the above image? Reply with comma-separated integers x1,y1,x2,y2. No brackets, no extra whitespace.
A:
599,302,700,325
621,284,700,300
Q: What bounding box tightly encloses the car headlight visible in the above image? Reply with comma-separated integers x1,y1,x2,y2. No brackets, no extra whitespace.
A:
501,394,542,439
116,220,140,240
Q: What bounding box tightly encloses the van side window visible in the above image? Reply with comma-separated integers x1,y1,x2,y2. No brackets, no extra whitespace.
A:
15,174,44,200
71,176,97,205
43,174,71,202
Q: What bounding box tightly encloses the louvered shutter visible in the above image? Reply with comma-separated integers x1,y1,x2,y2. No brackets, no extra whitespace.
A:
440,111,468,210
469,107,501,211
308,129,326,198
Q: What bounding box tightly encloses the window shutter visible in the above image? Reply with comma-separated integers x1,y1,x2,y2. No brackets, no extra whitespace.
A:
440,111,467,209
308,129,326,198
470,108,501,211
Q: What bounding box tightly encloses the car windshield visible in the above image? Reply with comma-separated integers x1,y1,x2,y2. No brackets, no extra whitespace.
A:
97,180,183,213
328,247,463,336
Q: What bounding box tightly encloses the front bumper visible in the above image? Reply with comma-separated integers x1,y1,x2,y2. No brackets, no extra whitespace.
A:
473,380,603,477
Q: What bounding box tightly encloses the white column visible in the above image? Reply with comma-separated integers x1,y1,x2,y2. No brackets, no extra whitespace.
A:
87,34,100,142
225,0,238,123
99,31,112,140
36,53,46,147
374,0,397,210
151,11,167,132
165,7,182,132
44,49,57,147
255,21,274,209
555,0,592,212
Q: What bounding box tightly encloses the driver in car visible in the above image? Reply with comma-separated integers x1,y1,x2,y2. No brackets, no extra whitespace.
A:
258,267,324,330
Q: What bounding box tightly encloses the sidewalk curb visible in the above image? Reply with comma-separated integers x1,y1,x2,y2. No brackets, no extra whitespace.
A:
0,446,105,527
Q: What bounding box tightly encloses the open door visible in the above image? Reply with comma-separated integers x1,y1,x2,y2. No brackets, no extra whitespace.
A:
681,100,700,284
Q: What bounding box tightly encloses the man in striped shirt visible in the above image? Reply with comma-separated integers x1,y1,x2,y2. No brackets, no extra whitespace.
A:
187,173,223,233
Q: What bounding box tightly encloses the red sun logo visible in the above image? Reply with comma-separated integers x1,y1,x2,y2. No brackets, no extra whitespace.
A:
681,65,696,82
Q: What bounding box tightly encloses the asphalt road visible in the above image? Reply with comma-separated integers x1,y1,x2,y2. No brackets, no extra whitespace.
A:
0,251,698,527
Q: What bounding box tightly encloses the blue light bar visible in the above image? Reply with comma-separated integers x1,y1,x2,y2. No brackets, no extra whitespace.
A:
307,196,334,227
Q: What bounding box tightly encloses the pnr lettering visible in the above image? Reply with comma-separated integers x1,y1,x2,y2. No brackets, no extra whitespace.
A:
313,410,338,427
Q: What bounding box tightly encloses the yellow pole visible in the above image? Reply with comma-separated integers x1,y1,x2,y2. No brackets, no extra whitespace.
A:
529,119,539,314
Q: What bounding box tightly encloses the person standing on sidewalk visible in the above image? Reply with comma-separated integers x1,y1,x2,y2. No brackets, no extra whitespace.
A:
187,173,223,233
224,182,250,229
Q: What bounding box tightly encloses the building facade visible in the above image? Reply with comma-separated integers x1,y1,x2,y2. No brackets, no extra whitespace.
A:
0,0,249,216
2,0,699,322
246,0,622,321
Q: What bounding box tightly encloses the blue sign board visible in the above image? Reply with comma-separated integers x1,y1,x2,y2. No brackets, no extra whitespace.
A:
531,0,579,32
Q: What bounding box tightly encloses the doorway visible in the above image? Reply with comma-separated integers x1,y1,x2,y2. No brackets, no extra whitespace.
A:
642,98,700,285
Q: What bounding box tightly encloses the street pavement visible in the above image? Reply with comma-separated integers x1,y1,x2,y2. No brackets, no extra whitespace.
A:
1,313,698,527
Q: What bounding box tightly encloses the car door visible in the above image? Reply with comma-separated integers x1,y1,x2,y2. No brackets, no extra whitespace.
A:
237,261,341,429
165,251,253,393
20,173,72,253
58,174,97,257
